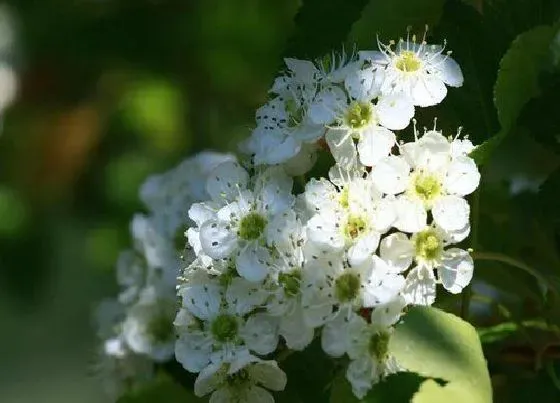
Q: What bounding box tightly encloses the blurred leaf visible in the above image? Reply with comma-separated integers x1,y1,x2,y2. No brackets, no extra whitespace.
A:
118,373,203,403
120,78,189,153
285,0,369,58
390,306,492,403
349,0,445,48
471,25,556,164
0,186,29,237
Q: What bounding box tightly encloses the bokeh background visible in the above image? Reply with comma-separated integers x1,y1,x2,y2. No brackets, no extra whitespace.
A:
0,0,559,402
0,1,299,402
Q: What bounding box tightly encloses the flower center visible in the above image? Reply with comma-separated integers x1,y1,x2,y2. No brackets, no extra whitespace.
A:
412,172,442,204
279,269,302,297
210,314,239,343
368,331,390,362
395,51,421,72
238,212,267,241
147,313,174,343
285,98,304,127
227,368,250,387
344,101,375,130
334,272,361,303
344,214,368,240
414,229,443,263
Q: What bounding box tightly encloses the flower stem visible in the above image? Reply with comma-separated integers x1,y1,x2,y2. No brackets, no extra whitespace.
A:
461,188,480,319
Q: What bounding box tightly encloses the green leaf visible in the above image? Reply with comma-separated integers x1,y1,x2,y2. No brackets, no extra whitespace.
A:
284,0,369,59
471,25,556,164
389,306,492,403
118,373,203,403
348,0,445,48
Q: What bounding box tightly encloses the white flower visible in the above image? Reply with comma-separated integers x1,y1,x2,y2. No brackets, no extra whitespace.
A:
122,287,176,362
345,297,406,399
194,353,287,403
380,227,474,303
371,130,480,233
195,165,294,282
360,33,463,107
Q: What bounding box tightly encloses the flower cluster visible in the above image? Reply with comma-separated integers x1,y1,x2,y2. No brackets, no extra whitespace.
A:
176,33,480,402
96,30,482,403
94,152,234,399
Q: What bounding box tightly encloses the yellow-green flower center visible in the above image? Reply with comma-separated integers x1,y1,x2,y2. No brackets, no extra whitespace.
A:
227,368,250,387
279,269,302,297
335,272,361,303
412,172,442,204
368,331,390,361
414,229,443,262
395,51,422,72
344,215,368,240
211,314,239,343
238,212,267,241
345,101,375,129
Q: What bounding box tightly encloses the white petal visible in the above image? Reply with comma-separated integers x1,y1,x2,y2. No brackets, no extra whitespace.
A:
326,129,358,169
346,357,374,399
439,248,474,293
194,362,222,397
244,386,275,403
371,156,410,195
379,232,414,272
345,67,381,101
443,156,480,196
308,86,347,125
370,295,407,327
376,94,414,131
393,197,427,233
362,256,405,307
283,143,318,176
304,178,338,212
249,361,287,391
236,244,272,282
284,58,318,82
250,127,301,165
432,195,470,232
403,266,436,306
206,161,249,202
435,55,464,87
321,311,351,357
306,213,345,252
180,282,223,321
357,126,396,166
226,278,268,316
176,333,212,373
200,220,238,259
348,233,379,267
255,167,294,216
241,314,279,355
411,75,447,107
279,307,315,350
358,50,388,64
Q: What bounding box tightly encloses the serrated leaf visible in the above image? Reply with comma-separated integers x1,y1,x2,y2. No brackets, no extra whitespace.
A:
472,25,556,164
348,0,445,48
285,0,369,59
389,306,492,403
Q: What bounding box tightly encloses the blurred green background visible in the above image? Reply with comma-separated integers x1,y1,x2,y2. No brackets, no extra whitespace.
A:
0,1,299,402
0,0,559,402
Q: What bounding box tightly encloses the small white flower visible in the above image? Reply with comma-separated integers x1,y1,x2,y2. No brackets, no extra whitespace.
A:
194,353,287,403
360,31,463,107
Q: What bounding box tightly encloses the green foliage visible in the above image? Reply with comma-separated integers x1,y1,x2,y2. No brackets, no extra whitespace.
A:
284,0,369,59
390,306,492,403
471,25,557,164
349,0,445,47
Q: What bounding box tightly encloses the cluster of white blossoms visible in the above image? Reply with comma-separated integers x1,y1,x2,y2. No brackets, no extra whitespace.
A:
96,30,482,403
94,152,234,400
176,33,481,402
